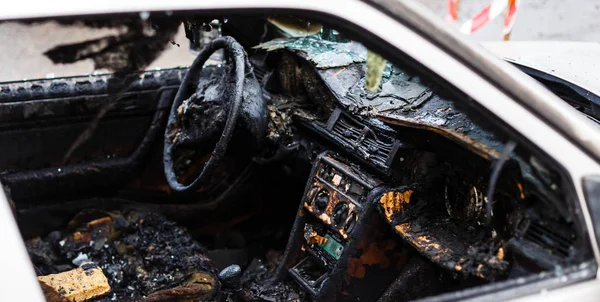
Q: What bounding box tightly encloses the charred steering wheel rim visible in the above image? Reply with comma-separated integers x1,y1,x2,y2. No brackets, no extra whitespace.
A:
163,36,246,194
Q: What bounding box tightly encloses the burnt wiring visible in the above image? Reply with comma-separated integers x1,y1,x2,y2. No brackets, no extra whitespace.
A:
485,140,517,225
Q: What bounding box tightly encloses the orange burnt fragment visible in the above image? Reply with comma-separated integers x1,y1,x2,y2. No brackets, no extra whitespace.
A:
308,231,328,245
395,225,449,262
516,182,525,199
380,190,413,221
359,241,395,268
87,216,112,229
497,247,505,260
347,258,366,279
476,264,485,279
73,231,91,243
345,240,398,284
394,223,409,236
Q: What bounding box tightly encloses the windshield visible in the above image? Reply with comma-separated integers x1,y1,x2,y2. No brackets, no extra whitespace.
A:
0,21,194,82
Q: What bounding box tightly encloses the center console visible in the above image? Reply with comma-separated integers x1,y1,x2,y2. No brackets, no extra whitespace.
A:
276,152,411,301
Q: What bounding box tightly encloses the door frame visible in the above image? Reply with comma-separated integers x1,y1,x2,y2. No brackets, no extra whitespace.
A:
1,1,599,301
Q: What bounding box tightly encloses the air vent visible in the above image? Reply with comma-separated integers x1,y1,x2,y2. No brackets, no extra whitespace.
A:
524,220,574,259
363,137,395,165
327,109,400,169
332,117,362,142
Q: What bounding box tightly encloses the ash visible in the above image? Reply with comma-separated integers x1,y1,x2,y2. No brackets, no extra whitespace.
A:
27,211,216,301
26,210,307,301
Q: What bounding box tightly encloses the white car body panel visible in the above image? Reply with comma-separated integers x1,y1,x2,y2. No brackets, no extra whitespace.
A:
483,41,600,98
0,188,45,301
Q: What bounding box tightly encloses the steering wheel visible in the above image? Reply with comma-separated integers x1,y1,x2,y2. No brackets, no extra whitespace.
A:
163,36,248,194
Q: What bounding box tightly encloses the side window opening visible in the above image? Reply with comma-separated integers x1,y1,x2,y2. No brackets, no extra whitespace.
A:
1,12,593,302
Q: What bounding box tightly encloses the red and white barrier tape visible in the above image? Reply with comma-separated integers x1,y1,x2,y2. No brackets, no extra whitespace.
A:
449,0,519,38
447,0,460,23
503,0,520,36
459,0,508,35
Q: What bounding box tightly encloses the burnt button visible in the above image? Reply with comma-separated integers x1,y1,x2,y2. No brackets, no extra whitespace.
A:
332,202,349,229
306,187,318,205
314,190,329,214
344,211,357,234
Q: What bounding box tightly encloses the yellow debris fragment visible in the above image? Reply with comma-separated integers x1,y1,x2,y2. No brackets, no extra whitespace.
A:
366,51,386,93
38,266,111,302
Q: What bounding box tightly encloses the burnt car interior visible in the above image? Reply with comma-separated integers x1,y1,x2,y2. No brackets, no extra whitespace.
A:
0,11,596,302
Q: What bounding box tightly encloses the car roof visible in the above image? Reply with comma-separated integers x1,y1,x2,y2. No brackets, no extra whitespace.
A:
0,0,333,20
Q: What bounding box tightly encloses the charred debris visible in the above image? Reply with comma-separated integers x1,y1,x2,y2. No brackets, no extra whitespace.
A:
0,13,593,302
